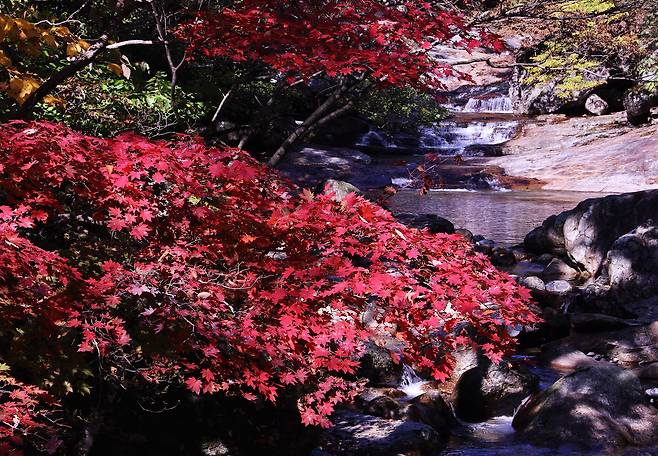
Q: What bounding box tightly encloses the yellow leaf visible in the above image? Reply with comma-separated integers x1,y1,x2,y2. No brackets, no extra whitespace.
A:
50,25,72,38
0,16,16,42
66,42,82,57
7,76,40,105
0,49,11,67
43,94,65,107
41,31,58,48
107,62,123,77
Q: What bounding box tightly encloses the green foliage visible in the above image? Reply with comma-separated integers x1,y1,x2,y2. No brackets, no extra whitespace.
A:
34,67,208,137
356,86,449,130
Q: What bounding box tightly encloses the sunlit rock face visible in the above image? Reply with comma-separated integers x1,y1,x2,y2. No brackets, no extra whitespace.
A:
513,365,658,450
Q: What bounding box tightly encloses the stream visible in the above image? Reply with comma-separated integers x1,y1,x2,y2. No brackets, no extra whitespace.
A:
353,90,649,455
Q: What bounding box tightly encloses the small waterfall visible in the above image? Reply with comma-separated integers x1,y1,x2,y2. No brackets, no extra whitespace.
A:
463,95,513,114
399,364,427,399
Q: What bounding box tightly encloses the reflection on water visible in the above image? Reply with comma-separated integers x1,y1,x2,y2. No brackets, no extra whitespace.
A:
389,190,611,246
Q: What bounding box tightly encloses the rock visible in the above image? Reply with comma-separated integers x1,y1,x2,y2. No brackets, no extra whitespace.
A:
490,247,516,267
355,389,406,420
545,280,572,295
320,179,361,202
201,439,232,456
358,341,403,387
509,246,532,262
518,276,546,294
394,213,455,234
317,411,445,456
542,258,580,281
472,235,485,243
535,253,555,265
541,322,658,369
624,87,654,126
541,346,602,372
455,228,474,243
569,312,631,333
585,94,609,115
603,222,658,299
475,239,495,254
512,365,658,449
511,74,603,115
637,362,658,380
405,391,454,438
453,361,539,422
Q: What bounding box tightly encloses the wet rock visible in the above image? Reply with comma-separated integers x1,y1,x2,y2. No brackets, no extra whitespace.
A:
541,346,603,372
541,322,658,369
511,73,603,115
518,276,546,294
535,253,555,265
405,391,454,438
316,411,445,456
603,222,658,299
545,280,573,295
320,179,361,202
475,239,495,254
585,94,609,116
490,247,516,267
455,228,474,243
509,246,532,262
454,361,539,422
394,213,455,234
358,341,403,387
569,312,631,333
542,258,580,281
513,365,658,449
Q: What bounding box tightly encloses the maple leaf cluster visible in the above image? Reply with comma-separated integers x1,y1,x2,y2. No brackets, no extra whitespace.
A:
177,0,505,88
0,121,537,452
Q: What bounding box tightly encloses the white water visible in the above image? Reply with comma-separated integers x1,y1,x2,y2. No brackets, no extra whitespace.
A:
357,119,519,156
399,364,427,399
463,95,513,114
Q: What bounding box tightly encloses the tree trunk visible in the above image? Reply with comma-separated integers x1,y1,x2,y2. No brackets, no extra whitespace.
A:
18,36,110,119
267,83,351,166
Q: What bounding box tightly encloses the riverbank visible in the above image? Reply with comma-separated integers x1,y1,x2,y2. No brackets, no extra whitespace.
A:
491,111,658,192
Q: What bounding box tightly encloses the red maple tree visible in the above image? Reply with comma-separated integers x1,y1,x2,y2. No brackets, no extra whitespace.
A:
0,121,536,453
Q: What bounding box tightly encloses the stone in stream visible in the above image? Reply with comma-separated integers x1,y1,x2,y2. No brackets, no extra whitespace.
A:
453,360,539,422
314,411,446,456
585,93,610,115
541,258,580,281
544,280,573,295
358,341,403,387
512,365,658,449
490,247,517,267
394,213,455,234
320,179,361,202
455,228,474,243
568,312,631,333
517,276,546,294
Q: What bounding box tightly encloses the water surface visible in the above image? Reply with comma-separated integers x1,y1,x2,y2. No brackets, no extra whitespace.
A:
389,190,612,245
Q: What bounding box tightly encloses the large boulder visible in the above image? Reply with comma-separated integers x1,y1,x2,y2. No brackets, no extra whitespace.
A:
319,179,362,202
603,222,658,298
453,360,539,422
512,366,658,449
524,191,658,280
315,411,446,456
624,87,654,126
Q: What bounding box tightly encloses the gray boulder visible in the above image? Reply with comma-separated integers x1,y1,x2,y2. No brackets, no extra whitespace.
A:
603,222,658,298
542,258,580,281
585,94,609,115
316,411,445,456
453,361,539,422
513,366,658,449
320,179,362,202
545,280,573,295
624,87,654,126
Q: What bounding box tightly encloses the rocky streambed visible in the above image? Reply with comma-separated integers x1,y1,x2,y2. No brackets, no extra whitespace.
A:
305,188,658,456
